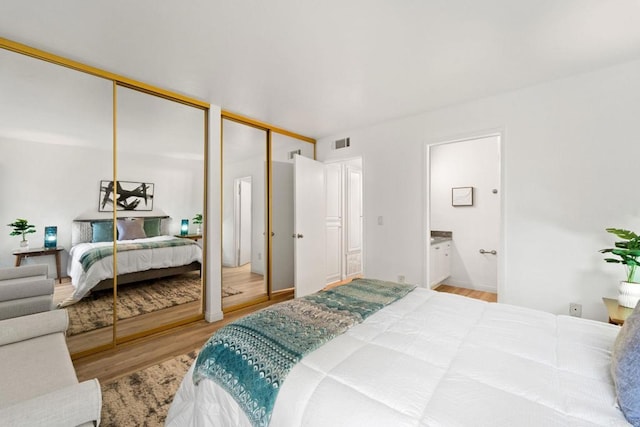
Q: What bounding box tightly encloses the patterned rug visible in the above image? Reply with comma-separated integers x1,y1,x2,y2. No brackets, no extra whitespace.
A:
101,350,198,426
222,286,242,297
66,273,202,336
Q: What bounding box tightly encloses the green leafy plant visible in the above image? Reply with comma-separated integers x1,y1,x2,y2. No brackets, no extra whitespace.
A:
192,213,203,225
600,228,640,283
7,218,36,242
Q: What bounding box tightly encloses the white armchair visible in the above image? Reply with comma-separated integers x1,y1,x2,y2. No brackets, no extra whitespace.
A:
0,264,54,320
0,309,101,426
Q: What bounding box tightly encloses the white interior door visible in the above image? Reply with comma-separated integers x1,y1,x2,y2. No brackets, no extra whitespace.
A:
294,155,326,298
345,163,363,277
238,177,252,266
235,176,253,267
325,163,342,284
271,161,295,291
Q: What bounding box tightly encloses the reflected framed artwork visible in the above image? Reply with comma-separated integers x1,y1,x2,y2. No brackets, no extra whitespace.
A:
452,187,473,206
99,180,154,211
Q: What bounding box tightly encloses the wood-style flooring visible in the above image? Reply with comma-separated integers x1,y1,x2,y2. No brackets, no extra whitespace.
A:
434,284,497,302
222,263,268,310
73,282,496,384
73,291,292,384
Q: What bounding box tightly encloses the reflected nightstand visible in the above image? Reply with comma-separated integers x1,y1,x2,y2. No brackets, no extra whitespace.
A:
13,246,63,284
174,234,202,241
602,297,633,326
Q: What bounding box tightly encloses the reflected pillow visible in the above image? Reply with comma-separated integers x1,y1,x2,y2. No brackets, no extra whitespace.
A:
116,218,147,241
143,218,161,238
91,221,113,243
72,221,93,246
611,300,640,425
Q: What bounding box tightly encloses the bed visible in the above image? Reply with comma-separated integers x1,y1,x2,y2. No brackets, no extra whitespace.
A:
166,278,638,427
61,217,202,306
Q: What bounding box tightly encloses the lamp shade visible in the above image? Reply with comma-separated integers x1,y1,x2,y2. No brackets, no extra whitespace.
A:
44,226,57,249
180,219,189,236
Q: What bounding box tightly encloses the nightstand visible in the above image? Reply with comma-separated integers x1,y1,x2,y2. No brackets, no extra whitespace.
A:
602,297,633,326
13,247,63,284
174,234,202,241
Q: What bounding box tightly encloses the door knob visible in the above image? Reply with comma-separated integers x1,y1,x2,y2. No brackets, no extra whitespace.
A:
292,233,304,239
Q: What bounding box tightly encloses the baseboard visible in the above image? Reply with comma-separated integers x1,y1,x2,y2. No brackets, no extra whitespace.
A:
205,309,223,322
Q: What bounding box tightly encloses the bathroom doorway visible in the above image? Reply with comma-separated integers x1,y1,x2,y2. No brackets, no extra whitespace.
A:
427,134,502,295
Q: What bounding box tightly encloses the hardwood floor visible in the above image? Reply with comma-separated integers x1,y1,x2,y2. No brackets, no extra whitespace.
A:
434,284,497,302
73,279,495,384
73,291,293,384
222,263,268,310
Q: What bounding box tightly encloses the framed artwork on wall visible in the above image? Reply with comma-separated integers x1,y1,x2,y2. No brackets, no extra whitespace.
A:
452,186,473,206
99,180,154,211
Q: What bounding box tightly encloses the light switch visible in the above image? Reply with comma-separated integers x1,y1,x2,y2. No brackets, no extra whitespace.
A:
378,216,384,225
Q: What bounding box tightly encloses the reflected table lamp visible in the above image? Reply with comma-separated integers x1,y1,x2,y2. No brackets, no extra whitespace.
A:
44,226,57,249
180,219,189,236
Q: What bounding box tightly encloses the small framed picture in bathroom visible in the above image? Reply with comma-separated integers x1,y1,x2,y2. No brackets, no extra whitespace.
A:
452,187,473,206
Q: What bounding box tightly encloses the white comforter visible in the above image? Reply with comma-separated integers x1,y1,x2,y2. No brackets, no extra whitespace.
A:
167,288,629,426
65,235,202,304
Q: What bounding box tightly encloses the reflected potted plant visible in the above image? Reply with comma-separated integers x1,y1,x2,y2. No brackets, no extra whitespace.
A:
600,228,640,308
7,218,36,250
193,213,203,235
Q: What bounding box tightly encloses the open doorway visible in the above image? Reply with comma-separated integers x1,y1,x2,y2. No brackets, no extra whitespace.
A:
427,134,501,298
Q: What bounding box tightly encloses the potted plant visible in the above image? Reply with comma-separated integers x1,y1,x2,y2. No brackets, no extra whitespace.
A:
7,218,36,249
192,213,203,234
600,228,640,308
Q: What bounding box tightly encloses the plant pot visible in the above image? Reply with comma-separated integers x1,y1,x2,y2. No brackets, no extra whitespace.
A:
19,240,29,250
618,281,640,308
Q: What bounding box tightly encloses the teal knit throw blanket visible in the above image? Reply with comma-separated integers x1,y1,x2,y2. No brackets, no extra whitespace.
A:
79,238,196,272
193,278,416,427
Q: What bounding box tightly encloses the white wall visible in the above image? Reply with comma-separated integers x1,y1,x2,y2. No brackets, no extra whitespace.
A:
317,58,640,321
430,136,500,292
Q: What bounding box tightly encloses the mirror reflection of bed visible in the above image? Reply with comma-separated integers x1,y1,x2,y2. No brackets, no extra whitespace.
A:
2,38,208,358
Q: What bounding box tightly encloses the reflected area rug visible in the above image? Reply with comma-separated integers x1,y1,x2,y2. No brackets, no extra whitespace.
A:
222,286,242,297
66,273,202,336
101,350,198,427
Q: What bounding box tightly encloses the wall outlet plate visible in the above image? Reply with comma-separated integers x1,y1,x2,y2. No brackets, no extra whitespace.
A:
569,303,582,317
398,275,405,283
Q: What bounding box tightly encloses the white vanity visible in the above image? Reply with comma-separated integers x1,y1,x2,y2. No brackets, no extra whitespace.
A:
429,235,451,287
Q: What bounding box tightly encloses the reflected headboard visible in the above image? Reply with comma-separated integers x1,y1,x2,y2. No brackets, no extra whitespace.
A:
71,216,171,246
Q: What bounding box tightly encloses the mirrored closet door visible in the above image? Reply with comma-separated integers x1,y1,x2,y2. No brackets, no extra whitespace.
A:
114,85,206,341
221,118,268,310
221,113,316,311
0,38,209,357
0,46,115,354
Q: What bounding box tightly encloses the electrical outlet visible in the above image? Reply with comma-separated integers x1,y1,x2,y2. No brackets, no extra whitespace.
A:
569,303,582,317
398,275,405,283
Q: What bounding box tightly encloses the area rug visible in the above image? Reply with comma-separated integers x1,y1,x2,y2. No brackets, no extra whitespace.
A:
101,350,198,427
66,273,202,336
222,286,242,297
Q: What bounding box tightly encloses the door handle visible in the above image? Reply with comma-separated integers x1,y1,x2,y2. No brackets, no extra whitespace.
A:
292,233,304,239
479,249,497,255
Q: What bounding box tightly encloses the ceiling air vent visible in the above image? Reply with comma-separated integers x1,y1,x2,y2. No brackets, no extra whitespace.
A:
288,149,302,160
334,137,351,150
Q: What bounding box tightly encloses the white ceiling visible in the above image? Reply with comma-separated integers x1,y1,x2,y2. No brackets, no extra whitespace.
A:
2,0,640,139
